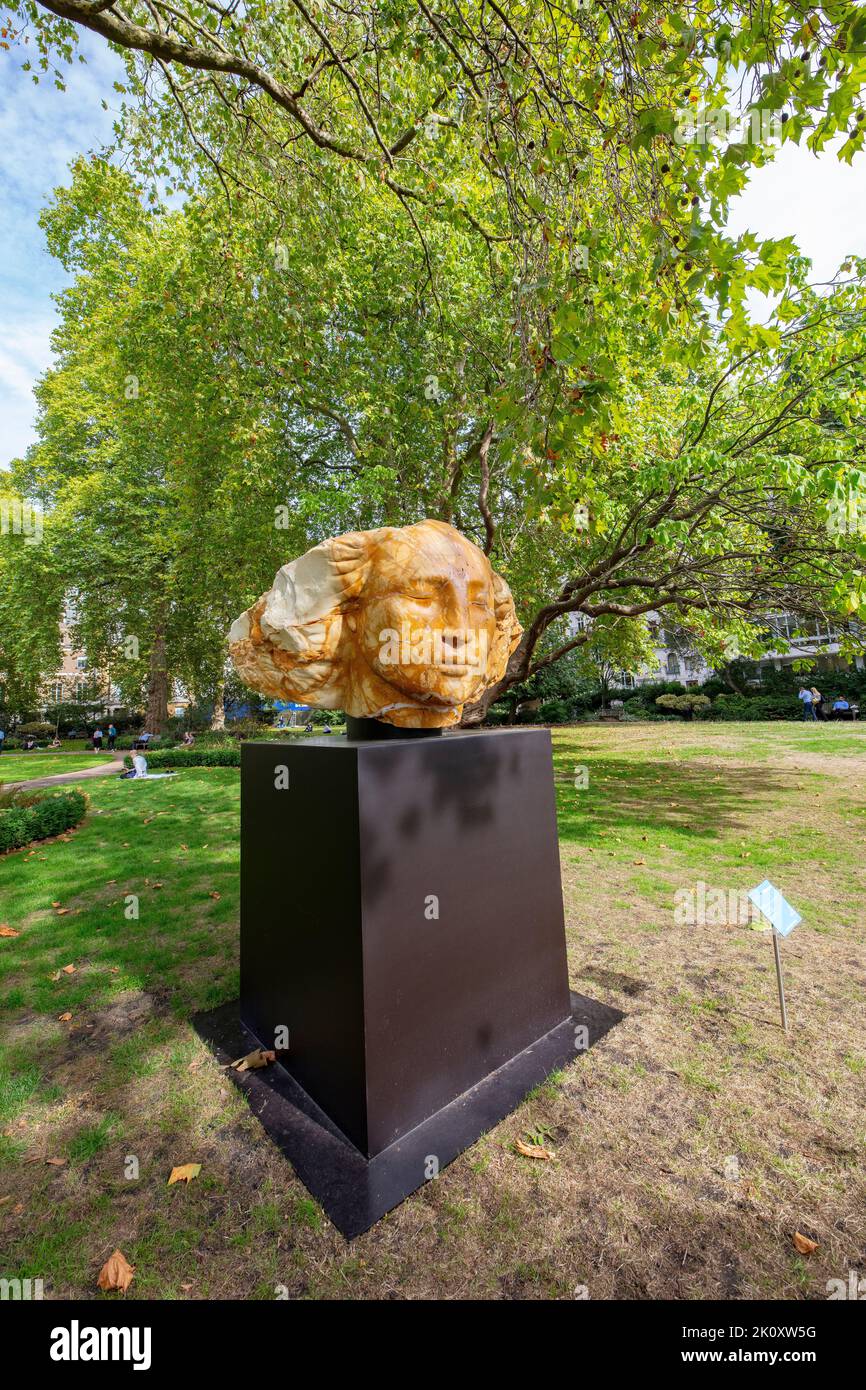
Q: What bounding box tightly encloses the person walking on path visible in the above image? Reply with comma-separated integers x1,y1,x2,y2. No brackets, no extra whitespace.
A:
810,685,825,720
0,727,5,755
798,686,817,721
107,723,117,750
92,726,104,751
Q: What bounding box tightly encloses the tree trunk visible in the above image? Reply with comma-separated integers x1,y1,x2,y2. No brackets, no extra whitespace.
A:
210,677,226,732
722,662,747,696
145,631,169,734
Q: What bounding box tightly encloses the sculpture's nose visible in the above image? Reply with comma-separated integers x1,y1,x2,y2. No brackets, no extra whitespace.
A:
440,576,470,630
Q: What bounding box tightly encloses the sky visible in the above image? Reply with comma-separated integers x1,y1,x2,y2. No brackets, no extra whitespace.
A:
1,39,866,464
0,36,124,465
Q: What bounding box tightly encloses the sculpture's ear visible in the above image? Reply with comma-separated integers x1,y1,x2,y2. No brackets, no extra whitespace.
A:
487,568,523,682
493,569,522,652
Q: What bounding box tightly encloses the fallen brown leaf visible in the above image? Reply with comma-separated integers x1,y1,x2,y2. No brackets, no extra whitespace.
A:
231,1048,276,1072
793,1231,819,1256
58,1012,73,1022
168,1163,201,1186
0,925,20,938
45,1156,67,1167
97,1249,135,1294
514,1139,555,1161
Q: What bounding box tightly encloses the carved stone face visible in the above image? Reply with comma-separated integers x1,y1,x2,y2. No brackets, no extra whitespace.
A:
353,524,499,709
228,520,522,727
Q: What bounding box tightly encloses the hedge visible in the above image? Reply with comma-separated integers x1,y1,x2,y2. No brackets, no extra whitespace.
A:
0,789,88,853
708,694,802,721
125,747,241,769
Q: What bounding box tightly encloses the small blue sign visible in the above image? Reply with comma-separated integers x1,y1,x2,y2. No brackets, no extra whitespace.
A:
747,880,802,937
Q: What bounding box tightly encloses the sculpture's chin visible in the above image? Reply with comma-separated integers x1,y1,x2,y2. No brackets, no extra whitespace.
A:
367,703,463,729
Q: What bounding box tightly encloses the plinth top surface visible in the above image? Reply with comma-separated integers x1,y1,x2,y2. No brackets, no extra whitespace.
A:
244,726,552,751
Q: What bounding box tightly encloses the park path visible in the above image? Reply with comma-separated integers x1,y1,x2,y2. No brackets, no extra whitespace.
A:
1,756,125,791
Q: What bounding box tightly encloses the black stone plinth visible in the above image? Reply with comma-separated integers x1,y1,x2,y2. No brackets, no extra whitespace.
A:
345,714,442,740
239,729,573,1161
194,992,623,1239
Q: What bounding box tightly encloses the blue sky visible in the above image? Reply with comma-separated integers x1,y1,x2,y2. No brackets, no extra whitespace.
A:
1,37,866,465
0,35,123,464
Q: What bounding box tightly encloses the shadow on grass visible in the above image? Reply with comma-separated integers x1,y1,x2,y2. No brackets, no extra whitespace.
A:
551,755,790,844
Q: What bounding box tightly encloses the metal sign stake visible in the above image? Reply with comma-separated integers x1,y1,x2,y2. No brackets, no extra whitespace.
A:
772,930,789,1033
747,880,800,1035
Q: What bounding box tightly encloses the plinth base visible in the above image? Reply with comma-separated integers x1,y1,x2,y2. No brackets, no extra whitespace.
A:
194,991,623,1239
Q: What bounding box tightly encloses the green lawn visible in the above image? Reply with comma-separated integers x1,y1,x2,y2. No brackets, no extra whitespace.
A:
0,724,864,1300
0,754,108,784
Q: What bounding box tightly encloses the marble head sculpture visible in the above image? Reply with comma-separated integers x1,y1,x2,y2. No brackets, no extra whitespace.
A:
228,519,522,728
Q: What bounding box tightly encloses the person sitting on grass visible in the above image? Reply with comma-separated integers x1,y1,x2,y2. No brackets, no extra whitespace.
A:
119,752,175,780
120,752,147,779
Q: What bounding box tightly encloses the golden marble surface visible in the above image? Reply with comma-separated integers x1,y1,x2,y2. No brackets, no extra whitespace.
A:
228,520,522,727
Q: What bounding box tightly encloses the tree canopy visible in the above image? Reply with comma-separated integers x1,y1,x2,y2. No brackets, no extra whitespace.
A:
2,1,865,721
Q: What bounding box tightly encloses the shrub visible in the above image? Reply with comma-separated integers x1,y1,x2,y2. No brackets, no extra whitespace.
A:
308,709,345,726
16,722,54,739
113,734,179,751
709,693,801,721
125,747,241,769
539,698,573,724
481,704,510,726
0,789,87,853
224,716,272,738
655,694,711,719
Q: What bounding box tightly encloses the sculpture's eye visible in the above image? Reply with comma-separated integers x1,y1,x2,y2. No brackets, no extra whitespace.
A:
469,585,493,612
